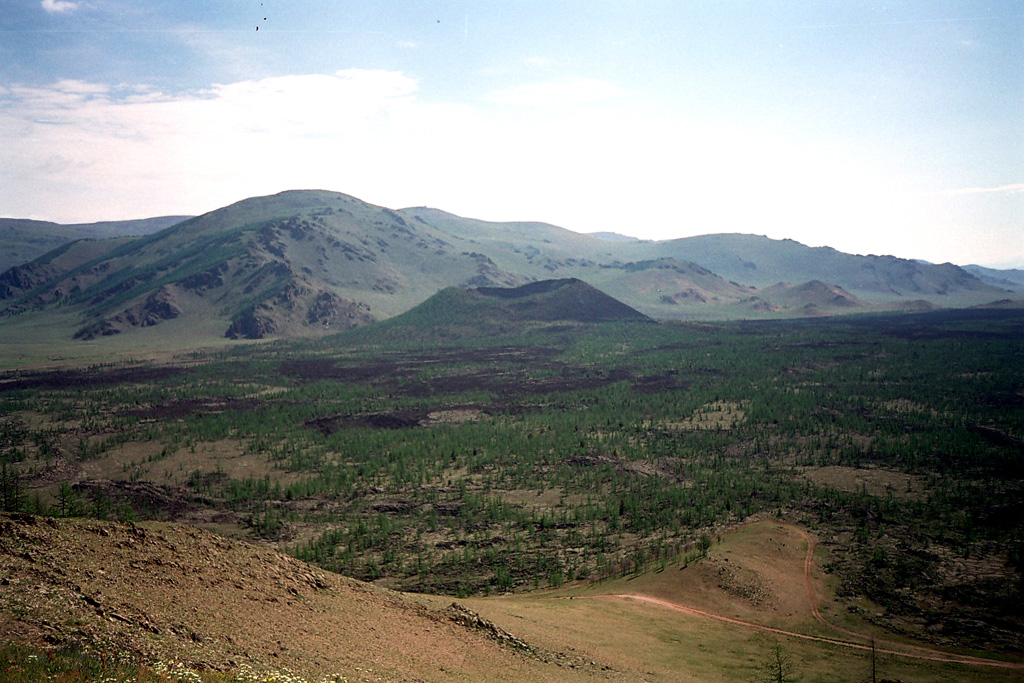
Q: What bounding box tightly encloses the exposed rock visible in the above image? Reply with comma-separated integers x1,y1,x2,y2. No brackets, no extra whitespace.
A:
225,305,279,340
447,602,533,652
179,264,228,292
74,287,184,340
225,281,374,340
134,287,184,325
0,262,58,300
70,479,209,520
19,455,80,488
460,253,528,289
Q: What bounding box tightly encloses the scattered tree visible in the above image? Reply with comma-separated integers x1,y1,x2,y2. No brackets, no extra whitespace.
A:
756,643,797,683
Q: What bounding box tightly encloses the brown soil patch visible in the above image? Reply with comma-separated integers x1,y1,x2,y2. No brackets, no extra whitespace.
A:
498,487,590,510
424,407,484,425
661,401,747,431
801,465,925,500
618,522,814,626
596,522,1024,672
76,438,306,492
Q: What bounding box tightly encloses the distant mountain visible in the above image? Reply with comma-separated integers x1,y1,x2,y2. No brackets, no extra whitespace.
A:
760,280,867,314
641,234,1007,304
0,190,1019,344
0,216,190,273
971,299,1024,310
0,192,527,340
395,215,1008,308
963,265,1024,292
586,231,642,243
592,258,757,318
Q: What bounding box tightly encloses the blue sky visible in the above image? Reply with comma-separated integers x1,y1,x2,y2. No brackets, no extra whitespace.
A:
2,1,1021,267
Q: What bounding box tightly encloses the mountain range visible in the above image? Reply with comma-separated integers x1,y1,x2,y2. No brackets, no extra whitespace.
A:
0,190,1018,342
0,216,190,274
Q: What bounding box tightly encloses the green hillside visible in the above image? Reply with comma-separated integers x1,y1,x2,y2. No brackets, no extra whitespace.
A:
0,216,188,273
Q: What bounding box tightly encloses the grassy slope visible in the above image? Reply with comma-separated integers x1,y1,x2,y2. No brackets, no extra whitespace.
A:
0,216,188,273
0,303,239,369
4,514,1017,682
453,521,1023,682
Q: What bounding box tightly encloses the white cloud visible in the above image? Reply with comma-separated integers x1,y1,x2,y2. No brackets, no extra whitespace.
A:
41,0,79,14
0,70,448,221
488,78,627,106
0,71,924,236
944,183,1024,195
1,69,1019,266
51,79,109,95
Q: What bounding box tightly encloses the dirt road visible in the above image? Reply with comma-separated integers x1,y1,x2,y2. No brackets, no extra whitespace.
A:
599,523,1024,670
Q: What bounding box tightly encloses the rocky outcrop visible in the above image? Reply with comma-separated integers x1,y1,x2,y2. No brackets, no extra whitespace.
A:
178,264,227,292
447,602,533,651
74,287,184,340
0,262,58,300
225,306,279,340
225,279,375,340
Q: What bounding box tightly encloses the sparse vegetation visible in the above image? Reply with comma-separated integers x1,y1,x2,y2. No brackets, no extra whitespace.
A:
1,304,1023,679
756,643,797,683
0,642,351,683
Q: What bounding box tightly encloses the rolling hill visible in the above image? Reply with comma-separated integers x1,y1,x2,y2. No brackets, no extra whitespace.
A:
0,216,190,274
0,189,1018,346
0,192,528,341
638,233,1008,304
759,280,868,316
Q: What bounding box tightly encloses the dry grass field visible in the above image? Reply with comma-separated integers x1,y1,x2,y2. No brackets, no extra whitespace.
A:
3,514,1022,682
452,520,1024,682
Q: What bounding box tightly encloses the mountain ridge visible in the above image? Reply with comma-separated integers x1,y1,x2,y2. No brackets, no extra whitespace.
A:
0,189,1017,344
0,215,190,274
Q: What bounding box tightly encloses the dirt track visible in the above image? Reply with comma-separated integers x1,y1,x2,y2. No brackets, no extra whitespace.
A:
601,523,1024,671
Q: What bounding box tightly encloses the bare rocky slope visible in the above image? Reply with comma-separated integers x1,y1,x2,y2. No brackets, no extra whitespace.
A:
0,512,601,682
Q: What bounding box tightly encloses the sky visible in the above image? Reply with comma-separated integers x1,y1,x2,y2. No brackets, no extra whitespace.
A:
1,1,1022,267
